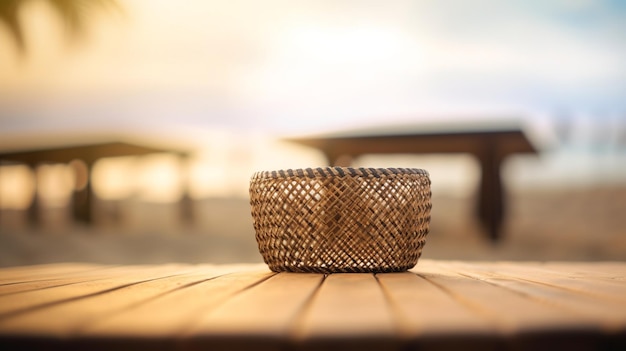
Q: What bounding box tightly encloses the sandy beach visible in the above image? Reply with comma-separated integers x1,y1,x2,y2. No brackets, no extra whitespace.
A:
1,185,625,268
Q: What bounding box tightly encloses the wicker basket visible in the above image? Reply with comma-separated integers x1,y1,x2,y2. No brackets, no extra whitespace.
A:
249,167,431,273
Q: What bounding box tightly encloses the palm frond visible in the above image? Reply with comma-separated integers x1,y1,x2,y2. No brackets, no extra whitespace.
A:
46,0,119,38
0,0,120,54
0,0,25,52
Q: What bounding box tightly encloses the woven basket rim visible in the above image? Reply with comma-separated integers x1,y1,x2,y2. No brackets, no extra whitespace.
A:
252,167,429,180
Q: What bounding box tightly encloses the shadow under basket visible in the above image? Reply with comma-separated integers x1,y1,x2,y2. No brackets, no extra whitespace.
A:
249,167,432,273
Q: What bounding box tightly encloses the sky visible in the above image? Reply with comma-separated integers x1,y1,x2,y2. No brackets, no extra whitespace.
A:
0,0,625,205
1,0,625,136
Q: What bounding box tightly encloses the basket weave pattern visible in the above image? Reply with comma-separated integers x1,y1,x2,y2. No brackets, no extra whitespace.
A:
249,167,431,273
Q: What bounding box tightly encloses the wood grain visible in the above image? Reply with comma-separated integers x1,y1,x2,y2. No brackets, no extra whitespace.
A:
0,263,111,285
293,273,395,338
0,261,624,351
0,264,195,318
82,267,273,337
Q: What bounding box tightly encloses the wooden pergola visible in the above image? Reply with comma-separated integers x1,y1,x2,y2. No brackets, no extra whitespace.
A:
0,139,192,225
285,121,538,241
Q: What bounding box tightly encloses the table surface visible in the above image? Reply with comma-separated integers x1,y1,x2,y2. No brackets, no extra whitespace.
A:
0,260,624,351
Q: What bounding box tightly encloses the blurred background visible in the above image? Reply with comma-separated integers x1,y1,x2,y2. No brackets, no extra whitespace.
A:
0,0,625,267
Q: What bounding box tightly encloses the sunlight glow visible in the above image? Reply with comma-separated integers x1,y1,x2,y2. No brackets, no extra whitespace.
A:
134,154,182,203
0,165,35,210
287,25,407,64
91,157,137,200
37,163,74,207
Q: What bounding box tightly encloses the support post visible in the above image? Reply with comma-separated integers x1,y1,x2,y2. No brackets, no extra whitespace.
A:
72,160,93,225
179,154,194,225
476,139,505,242
27,163,40,227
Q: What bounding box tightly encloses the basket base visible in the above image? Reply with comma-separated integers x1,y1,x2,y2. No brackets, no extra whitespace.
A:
264,260,421,274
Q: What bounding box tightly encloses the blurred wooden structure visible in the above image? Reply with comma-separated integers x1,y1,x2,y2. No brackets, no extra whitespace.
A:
287,122,538,241
0,260,624,350
0,140,192,225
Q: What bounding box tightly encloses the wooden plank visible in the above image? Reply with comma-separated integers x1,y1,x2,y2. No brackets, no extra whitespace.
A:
376,271,494,334
0,263,111,285
186,272,323,336
411,262,625,350
410,262,593,332
445,261,626,303
181,272,324,351
0,264,182,296
438,262,626,331
376,271,499,351
291,273,399,350
0,267,233,336
295,273,396,337
81,269,274,338
539,262,626,280
0,264,196,318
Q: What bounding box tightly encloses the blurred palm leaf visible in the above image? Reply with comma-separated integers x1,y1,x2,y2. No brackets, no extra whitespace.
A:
0,0,119,53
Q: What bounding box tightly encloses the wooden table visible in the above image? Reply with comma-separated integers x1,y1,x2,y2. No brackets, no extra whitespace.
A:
0,139,192,225
0,261,624,350
286,122,538,241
